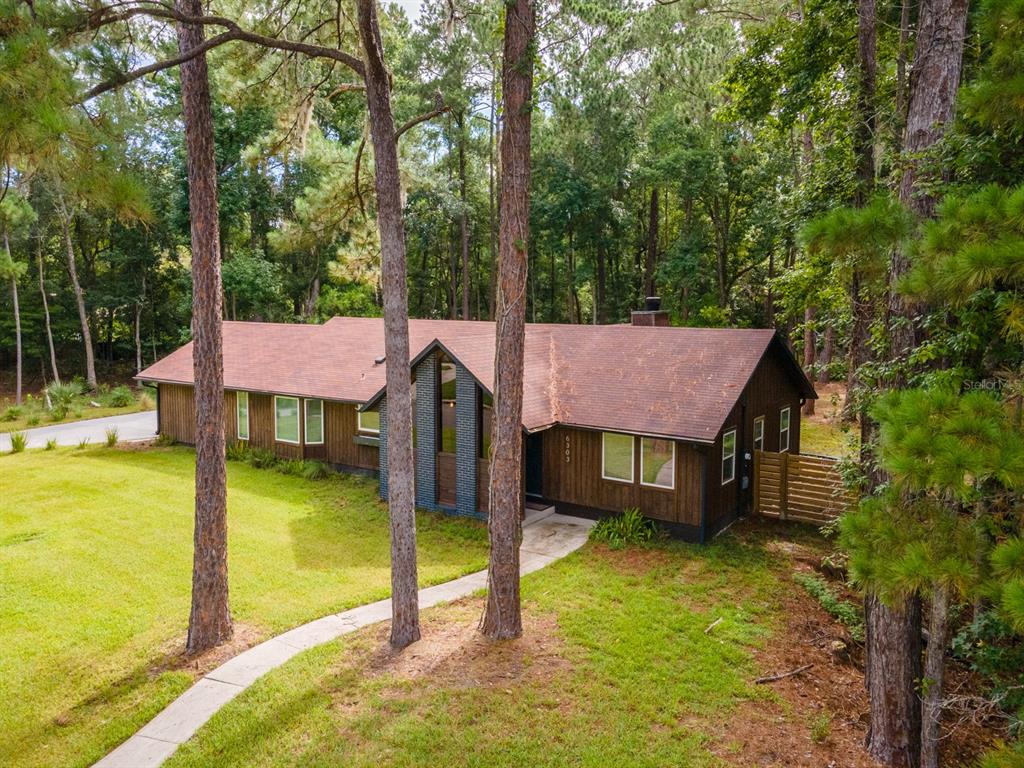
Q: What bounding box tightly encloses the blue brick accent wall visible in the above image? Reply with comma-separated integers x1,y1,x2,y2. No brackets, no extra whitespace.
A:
414,354,438,510
455,364,480,517
377,398,388,501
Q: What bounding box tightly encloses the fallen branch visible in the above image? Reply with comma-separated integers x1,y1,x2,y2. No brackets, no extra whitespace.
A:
704,617,722,634
755,664,813,684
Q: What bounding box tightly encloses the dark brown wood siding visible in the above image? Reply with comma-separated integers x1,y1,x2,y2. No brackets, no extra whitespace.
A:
540,425,703,526
158,384,196,443
157,384,378,470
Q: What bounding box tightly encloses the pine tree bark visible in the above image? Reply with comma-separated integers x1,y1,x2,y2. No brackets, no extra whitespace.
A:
921,582,950,768
644,187,658,299
818,325,833,384
55,189,97,390
38,241,60,385
802,306,816,416
177,0,233,656
458,111,471,320
865,593,922,767
356,0,420,649
480,0,535,641
4,230,21,405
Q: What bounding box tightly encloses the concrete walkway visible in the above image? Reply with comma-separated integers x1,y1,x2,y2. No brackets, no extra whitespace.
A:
94,510,594,768
0,411,157,452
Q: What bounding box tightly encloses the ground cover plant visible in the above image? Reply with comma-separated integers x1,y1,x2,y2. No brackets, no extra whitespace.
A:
0,445,489,768
0,382,155,434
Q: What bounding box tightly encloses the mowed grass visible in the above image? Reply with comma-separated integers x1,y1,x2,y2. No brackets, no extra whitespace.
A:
800,418,858,458
167,535,786,768
0,446,489,768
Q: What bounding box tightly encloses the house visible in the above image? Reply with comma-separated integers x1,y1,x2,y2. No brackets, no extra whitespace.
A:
136,305,816,542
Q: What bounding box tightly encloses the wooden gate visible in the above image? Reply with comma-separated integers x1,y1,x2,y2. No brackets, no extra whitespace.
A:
753,450,857,525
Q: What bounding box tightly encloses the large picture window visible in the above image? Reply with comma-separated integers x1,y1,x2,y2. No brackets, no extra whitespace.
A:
640,438,675,489
753,416,765,452
358,410,380,435
722,429,737,485
236,391,249,441
305,399,324,445
274,396,300,444
779,406,791,453
602,432,634,483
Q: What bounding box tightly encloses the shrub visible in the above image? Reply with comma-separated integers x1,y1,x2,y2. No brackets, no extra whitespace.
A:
105,428,118,447
2,405,22,422
246,447,279,469
107,385,134,408
77,438,90,449
810,712,832,744
47,382,82,420
44,438,57,451
155,433,175,447
952,610,1024,735
793,573,865,643
9,432,26,453
27,415,41,427
301,460,331,480
279,459,306,476
590,507,656,549
226,441,250,462
138,392,154,410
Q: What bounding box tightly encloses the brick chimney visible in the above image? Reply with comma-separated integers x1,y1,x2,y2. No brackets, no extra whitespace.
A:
631,296,670,327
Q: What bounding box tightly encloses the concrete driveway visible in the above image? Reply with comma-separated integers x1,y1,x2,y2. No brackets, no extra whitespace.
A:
0,411,158,452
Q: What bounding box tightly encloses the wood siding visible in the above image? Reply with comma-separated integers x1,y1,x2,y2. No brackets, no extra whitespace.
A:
540,425,704,527
157,384,378,471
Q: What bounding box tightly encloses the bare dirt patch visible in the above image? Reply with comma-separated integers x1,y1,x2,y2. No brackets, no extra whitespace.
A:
365,599,568,689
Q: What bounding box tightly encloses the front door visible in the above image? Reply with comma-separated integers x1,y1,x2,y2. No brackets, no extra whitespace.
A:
524,432,544,498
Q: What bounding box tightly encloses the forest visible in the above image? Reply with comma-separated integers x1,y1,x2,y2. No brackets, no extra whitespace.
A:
3,0,1024,766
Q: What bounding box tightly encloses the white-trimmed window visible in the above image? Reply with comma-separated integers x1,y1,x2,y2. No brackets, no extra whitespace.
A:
779,406,791,453
753,416,765,452
358,410,381,435
305,399,324,445
236,391,249,441
274,396,300,444
722,428,737,485
602,432,634,483
640,437,675,489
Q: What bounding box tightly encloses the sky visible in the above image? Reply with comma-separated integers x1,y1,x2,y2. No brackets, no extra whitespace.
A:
390,0,425,23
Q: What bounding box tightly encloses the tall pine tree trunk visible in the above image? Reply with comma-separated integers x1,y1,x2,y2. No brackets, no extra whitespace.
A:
177,0,232,655
802,306,816,416
4,230,21,405
481,0,535,641
865,3,968,764
818,326,833,384
459,111,471,320
356,0,420,649
55,189,97,390
644,187,658,299
38,241,60,385
920,581,950,768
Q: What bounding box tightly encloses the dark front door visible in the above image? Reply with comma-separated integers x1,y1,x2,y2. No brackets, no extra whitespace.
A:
524,432,544,498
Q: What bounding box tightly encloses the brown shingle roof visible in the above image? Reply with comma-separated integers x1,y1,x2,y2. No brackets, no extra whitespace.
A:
137,317,814,442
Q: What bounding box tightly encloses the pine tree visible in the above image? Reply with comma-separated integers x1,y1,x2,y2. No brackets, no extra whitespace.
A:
842,388,1024,768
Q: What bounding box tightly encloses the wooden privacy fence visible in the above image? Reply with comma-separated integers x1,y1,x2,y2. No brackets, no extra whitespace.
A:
753,450,857,525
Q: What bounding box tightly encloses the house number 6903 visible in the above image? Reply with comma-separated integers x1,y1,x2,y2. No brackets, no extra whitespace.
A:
564,435,571,463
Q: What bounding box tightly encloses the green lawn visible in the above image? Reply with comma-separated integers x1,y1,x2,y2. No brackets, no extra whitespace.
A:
166,534,791,768
800,418,858,458
0,446,489,768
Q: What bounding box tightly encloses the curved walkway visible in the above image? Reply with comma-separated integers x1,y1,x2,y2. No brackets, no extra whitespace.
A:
0,411,157,451
94,510,594,768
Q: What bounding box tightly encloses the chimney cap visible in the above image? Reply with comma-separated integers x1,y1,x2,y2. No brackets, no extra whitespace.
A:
644,296,662,311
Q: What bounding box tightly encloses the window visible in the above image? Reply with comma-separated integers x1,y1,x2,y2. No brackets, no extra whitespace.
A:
236,391,249,441
641,438,675,489
305,399,323,445
358,409,380,435
779,406,791,452
602,432,634,483
722,429,737,485
753,416,765,452
274,396,300,444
